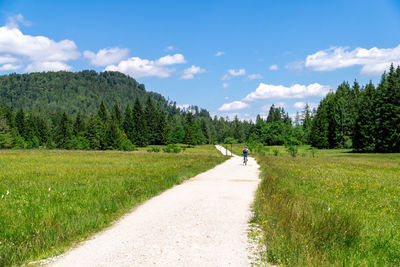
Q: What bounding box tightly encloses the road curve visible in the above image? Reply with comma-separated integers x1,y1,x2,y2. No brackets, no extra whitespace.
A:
50,145,260,267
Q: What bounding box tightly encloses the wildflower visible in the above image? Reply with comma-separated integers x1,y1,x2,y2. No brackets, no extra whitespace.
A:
328,207,331,211
48,188,51,192
1,195,3,199
6,190,9,195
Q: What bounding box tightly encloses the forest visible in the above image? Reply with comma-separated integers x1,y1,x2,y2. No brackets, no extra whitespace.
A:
0,65,399,152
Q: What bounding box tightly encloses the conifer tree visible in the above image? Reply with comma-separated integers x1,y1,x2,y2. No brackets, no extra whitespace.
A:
123,104,135,143
98,101,108,122
85,115,102,150
353,82,376,152
132,98,148,146
0,116,12,148
15,108,25,137
73,113,85,136
183,112,196,146
111,103,122,127
144,96,157,144
54,112,72,148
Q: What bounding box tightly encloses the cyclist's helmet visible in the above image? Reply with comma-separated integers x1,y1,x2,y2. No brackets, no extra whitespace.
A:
245,145,247,148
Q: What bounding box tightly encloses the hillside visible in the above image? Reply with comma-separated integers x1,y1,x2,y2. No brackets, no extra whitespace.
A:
0,70,171,114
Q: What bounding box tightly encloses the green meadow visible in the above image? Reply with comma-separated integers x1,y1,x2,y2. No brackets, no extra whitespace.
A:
231,143,400,266
0,147,226,266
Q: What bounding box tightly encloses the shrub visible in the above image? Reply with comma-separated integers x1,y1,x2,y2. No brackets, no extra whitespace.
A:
147,147,160,152
273,149,279,156
163,144,181,153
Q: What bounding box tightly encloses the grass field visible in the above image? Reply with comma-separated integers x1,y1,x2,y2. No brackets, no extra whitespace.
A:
0,146,226,266
235,143,400,266
136,144,222,155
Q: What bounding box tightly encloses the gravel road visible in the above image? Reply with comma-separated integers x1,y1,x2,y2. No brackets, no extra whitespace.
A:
49,145,260,267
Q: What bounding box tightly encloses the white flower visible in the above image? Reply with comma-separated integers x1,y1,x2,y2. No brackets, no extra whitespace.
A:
6,190,9,195
1,195,3,199
48,188,51,192
328,207,331,211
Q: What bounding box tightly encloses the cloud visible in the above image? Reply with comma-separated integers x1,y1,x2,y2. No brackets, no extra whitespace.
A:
215,51,225,56
84,47,129,67
177,104,190,110
0,23,79,72
228,68,246,76
180,65,206,80
0,63,22,71
247,74,263,80
222,82,229,88
105,54,186,78
305,45,400,75
286,60,304,71
218,101,250,111
164,46,175,52
269,64,278,70
25,61,72,72
156,54,186,65
6,14,31,29
221,68,246,80
243,83,331,101
293,102,319,110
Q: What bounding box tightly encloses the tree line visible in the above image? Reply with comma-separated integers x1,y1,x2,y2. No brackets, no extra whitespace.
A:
0,66,399,152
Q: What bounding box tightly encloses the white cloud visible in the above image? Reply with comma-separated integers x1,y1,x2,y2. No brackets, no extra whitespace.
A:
0,23,79,72
222,82,229,88
84,47,129,67
243,83,331,101
156,54,186,65
180,65,206,80
105,54,186,78
6,14,31,29
215,51,225,56
25,61,72,72
0,55,17,64
221,68,246,80
177,104,190,110
293,102,319,110
269,64,278,70
248,74,263,80
164,46,175,52
228,68,246,76
0,63,22,71
305,45,400,75
286,60,304,71
218,101,249,111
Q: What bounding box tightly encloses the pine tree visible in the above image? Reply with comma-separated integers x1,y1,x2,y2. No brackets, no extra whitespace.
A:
110,103,122,127
132,98,148,146
233,116,244,143
98,101,108,122
353,82,376,152
54,112,72,148
105,120,122,150
154,106,168,145
302,103,312,144
85,115,102,150
310,98,329,148
123,105,135,143
15,108,25,138
183,112,196,146
0,116,12,148
73,113,85,136
144,96,157,144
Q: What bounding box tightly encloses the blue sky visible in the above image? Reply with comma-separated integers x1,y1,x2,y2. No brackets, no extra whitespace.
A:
1,0,400,120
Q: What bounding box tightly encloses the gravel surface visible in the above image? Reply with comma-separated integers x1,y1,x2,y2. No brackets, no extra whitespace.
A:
49,145,260,267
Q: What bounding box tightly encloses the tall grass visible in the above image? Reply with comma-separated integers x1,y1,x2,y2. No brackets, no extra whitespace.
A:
252,152,400,266
0,149,226,266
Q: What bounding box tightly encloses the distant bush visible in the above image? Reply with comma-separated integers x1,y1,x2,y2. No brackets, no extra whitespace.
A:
163,144,181,153
309,147,318,157
273,149,279,156
147,147,160,152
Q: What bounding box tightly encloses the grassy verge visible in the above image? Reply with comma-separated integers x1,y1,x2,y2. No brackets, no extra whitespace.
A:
136,144,221,155
251,150,400,266
0,149,227,266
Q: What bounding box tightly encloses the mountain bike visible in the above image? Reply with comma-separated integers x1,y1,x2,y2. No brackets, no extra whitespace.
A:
243,156,248,166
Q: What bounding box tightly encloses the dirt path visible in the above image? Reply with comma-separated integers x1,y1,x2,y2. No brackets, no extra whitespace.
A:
49,145,260,267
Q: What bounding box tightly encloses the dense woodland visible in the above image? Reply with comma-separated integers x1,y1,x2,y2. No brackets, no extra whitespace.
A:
0,66,399,152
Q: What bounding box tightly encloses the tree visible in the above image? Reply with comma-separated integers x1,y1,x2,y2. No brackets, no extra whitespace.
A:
98,101,108,122
15,108,25,137
0,116,12,148
105,121,122,150
110,103,122,127
122,105,135,143
85,115,102,150
132,98,148,146
169,125,185,144
353,82,376,152
302,103,312,144
144,96,157,144
73,113,85,136
183,112,196,146
54,112,72,148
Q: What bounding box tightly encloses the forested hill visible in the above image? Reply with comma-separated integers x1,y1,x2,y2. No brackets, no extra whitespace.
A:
0,70,176,114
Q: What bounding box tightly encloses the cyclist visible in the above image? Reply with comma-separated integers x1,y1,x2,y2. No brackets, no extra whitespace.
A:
242,145,249,165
